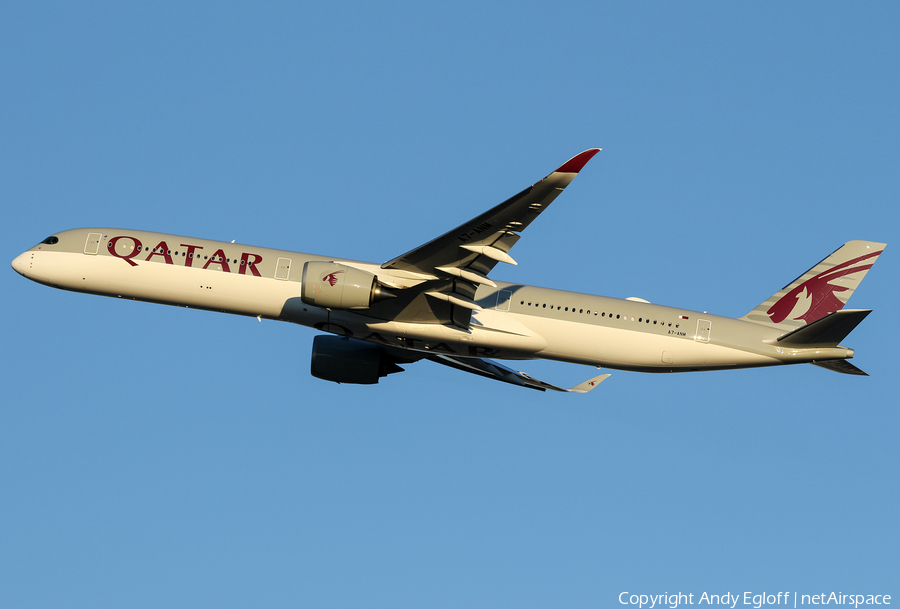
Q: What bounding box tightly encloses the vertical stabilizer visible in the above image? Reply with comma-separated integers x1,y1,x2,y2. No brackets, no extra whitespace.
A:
741,240,885,329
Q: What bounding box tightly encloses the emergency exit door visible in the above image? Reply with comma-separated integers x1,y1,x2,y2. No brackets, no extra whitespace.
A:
695,319,712,343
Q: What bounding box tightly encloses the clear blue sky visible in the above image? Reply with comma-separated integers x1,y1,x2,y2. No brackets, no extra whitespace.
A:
2,2,898,607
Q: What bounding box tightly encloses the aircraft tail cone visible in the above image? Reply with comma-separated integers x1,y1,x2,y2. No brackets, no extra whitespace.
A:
372,282,398,304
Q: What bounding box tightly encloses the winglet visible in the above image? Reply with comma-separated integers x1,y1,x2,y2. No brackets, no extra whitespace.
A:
568,373,611,393
553,148,601,174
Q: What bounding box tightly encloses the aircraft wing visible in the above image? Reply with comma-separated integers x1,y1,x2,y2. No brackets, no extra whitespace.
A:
379,149,600,328
425,353,610,393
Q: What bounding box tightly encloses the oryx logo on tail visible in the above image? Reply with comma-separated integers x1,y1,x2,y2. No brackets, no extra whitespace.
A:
767,250,882,324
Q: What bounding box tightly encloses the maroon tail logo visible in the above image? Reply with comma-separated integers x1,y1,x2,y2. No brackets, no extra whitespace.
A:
323,271,343,287
767,251,881,324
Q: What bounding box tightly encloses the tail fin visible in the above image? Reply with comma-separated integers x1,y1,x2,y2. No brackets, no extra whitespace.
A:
741,240,885,329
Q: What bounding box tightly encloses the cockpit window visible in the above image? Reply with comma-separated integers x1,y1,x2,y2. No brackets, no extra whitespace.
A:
41,236,59,245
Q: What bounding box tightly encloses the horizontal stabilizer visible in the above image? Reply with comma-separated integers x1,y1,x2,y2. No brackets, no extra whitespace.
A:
775,309,871,347
811,360,868,376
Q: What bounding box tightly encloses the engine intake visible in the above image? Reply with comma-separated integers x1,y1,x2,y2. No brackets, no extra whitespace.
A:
310,336,405,385
301,262,395,310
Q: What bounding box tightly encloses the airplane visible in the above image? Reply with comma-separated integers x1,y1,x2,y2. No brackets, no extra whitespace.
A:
11,149,886,392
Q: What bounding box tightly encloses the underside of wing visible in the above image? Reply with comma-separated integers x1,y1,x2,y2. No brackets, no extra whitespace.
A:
372,149,600,328
426,353,610,393
310,336,609,392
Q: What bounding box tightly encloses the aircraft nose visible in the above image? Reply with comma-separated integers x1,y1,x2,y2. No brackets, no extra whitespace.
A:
11,252,30,277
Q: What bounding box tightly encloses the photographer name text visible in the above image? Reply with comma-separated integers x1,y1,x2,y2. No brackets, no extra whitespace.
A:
619,592,891,609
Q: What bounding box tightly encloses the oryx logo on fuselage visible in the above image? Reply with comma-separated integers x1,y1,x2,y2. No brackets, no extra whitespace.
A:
767,251,882,324
323,271,343,287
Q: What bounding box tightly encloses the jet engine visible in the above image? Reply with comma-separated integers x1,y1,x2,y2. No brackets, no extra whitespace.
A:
310,335,405,385
301,262,395,310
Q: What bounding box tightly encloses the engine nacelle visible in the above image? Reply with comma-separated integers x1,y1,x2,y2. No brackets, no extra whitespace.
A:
310,336,404,385
301,262,394,310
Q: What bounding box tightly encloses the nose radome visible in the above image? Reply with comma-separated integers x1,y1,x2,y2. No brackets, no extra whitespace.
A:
11,252,30,276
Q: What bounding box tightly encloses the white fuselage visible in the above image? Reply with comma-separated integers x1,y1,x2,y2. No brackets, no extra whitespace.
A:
12,228,854,373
